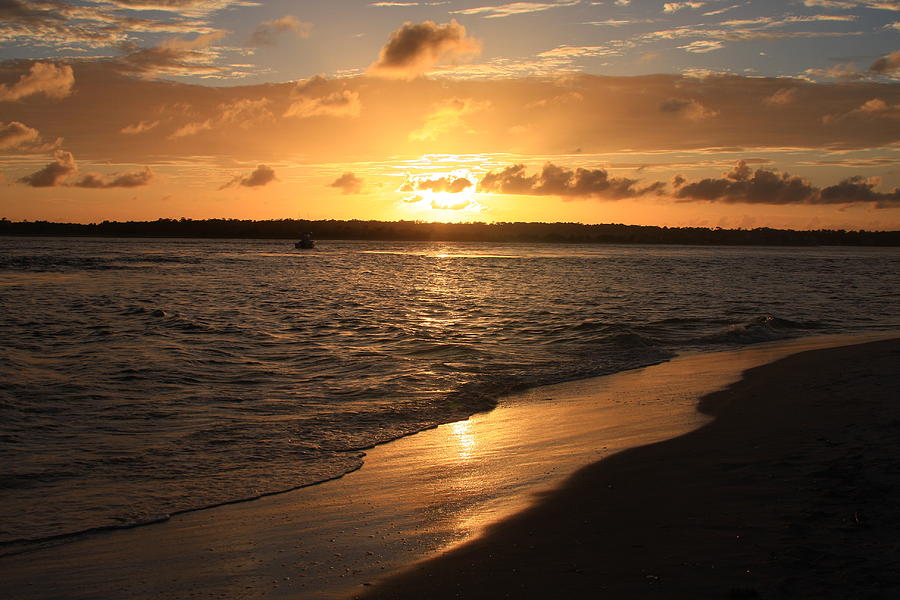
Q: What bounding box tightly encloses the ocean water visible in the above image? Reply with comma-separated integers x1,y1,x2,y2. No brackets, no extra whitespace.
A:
1,237,897,546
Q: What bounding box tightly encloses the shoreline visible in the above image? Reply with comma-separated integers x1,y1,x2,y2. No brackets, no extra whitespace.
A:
361,337,900,599
1,334,896,599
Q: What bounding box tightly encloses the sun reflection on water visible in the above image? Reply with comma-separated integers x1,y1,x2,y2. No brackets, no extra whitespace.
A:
449,420,477,460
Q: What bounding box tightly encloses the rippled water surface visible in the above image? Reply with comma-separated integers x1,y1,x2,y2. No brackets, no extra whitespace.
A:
1,237,897,544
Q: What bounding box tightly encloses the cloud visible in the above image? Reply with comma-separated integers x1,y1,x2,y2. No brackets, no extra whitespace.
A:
659,98,718,120
0,1,225,49
368,19,481,79
170,119,213,138
220,164,277,189
401,175,473,193
101,1,261,16
0,120,39,150
870,50,900,75
73,166,154,188
663,2,705,13
478,163,664,199
805,63,866,81
247,15,312,47
803,0,900,9
0,62,74,101
121,120,161,134
171,97,273,138
115,31,233,78
824,98,900,123
17,149,77,187
408,97,490,141
673,160,900,207
284,75,361,119
678,40,724,53
452,1,580,19
820,176,900,208
329,172,364,194
764,88,798,106
430,197,471,210
371,2,450,6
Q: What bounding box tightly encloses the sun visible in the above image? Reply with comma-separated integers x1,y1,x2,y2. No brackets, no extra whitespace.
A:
396,168,484,221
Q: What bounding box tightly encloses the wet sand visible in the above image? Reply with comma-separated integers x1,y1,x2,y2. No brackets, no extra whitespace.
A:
1,335,896,599
361,338,900,599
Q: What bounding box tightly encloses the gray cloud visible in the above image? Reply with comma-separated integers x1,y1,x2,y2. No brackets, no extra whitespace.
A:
659,98,717,120
220,164,277,189
247,15,312,47
73,166,154,188
0,1,220,49
479,163,664,199
820,176,900,208
0,62,74,101
368,19,481,79
674,160,900,207
329,172,363,194
115,31,232,78
101,1,260,16
17,149,76,187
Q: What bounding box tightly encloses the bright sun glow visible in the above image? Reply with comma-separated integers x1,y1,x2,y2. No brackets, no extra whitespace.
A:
396,166,484,221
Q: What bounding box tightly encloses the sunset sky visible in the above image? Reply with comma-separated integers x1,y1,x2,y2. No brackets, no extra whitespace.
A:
1,0,899,229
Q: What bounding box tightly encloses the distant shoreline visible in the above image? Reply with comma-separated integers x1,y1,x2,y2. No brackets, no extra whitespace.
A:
2,218,899,246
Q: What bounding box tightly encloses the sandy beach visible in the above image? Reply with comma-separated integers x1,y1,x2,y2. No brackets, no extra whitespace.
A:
1,336,897,599
362,338,900,599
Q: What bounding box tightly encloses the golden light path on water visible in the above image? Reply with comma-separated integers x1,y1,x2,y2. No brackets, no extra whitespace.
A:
2,332,895,600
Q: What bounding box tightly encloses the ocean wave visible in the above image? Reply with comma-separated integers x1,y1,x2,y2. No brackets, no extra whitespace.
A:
701,315,814,344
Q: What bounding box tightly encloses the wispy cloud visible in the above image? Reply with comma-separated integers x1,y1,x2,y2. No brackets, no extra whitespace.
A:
663,2,705,14
678,40,724,53
409,97,490,141
452,1,580,19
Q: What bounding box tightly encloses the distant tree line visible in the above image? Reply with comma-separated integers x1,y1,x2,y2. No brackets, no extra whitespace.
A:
1,217,898,246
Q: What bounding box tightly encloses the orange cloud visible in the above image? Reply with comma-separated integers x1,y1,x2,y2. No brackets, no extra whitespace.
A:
870,50,900,75
0,121,40,150
0,62,74,102
408,97,490,141
284,75,361,119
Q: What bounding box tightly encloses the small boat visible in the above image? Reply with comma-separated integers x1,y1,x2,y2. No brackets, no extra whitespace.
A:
295,232,316,249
